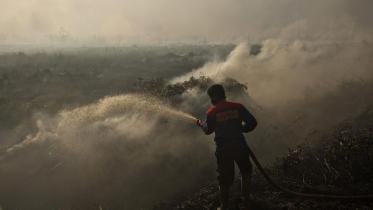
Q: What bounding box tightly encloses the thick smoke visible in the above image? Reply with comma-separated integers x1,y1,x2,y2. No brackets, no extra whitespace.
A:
173,40,373,108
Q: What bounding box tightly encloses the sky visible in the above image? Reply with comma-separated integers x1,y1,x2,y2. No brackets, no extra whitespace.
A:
0,0,372,44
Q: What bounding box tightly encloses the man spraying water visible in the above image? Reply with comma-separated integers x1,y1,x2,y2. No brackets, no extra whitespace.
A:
196,84,257,210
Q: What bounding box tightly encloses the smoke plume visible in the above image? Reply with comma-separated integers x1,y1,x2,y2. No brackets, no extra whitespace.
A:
173,40,373,108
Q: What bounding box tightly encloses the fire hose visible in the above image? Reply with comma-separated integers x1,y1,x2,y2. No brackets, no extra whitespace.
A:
246,145,373,199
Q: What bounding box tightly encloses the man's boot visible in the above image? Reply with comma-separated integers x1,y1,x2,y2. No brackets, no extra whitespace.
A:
241,173,252,208
217,185,230,210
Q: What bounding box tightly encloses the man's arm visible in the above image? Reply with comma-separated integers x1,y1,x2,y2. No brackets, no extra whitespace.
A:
197,114,215,135
239,105,257,132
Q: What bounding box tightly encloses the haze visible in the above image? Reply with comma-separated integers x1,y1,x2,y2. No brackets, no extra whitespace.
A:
1,0,372,45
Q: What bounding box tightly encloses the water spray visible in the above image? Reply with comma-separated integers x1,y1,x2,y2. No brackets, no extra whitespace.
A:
159,106,198,123
2,94,198,156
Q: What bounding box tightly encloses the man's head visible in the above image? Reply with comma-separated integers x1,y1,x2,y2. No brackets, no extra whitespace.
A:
207,84,226,105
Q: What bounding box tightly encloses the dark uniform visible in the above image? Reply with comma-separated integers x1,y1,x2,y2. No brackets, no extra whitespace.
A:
200,100,257,187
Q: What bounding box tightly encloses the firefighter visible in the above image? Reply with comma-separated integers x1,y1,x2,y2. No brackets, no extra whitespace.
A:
196,84,257,210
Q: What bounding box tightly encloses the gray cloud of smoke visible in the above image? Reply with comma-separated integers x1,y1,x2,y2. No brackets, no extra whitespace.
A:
0,0,372,44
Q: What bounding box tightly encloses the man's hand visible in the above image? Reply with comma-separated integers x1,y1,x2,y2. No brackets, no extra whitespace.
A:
196,118,214,135
196,119,203,127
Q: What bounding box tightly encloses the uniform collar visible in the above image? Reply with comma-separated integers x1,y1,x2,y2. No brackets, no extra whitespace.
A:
213,100,226,107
